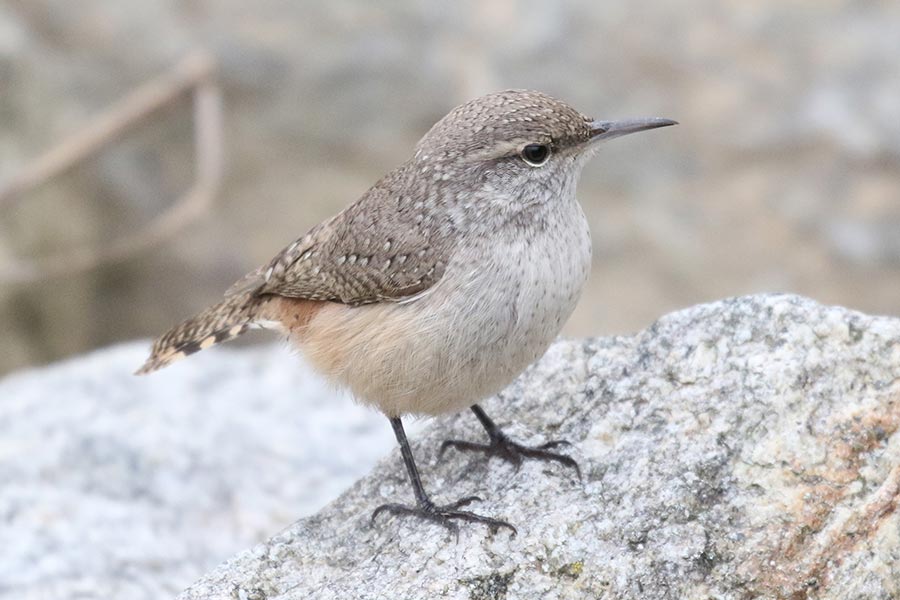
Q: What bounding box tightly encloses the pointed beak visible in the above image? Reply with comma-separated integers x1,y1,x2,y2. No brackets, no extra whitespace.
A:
589,117,678,142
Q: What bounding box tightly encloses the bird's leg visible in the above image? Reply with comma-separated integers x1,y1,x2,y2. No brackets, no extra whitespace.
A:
371,416,516,536
440,405,581,478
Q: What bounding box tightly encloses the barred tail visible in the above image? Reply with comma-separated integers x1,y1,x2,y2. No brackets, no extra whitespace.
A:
135,292,263,375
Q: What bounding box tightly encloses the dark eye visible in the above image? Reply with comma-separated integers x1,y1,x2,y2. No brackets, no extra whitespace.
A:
520,143,551,167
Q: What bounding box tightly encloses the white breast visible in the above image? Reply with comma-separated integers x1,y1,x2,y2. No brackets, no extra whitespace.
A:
450,200,593,404
394,198,591,415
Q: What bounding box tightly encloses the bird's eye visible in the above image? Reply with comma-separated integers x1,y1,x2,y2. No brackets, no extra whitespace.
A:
520,143,551,167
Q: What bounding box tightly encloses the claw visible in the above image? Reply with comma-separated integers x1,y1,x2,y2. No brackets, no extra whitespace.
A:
440,430,581,480
438,439,487,461
381,415,520,536
371,498,517,537
536,440,572,450
446,495,482,510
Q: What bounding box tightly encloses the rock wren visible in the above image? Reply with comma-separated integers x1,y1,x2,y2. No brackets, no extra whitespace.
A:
137,90,675,534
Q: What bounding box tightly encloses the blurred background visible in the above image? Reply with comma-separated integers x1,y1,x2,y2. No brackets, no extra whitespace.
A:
3,3,900,598
1,0,899,376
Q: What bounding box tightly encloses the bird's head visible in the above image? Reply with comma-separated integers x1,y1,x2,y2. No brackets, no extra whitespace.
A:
413,89,676,212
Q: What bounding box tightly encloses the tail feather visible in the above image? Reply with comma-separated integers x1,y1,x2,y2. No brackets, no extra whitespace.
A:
136,292,261,375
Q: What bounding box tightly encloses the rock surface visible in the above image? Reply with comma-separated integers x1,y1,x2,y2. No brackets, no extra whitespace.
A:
174,295,900,600
0,342,398,600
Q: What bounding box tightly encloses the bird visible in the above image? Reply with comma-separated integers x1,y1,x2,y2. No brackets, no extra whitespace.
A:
137,89,676,535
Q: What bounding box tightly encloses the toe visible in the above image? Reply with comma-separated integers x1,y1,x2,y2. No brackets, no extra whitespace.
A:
537,439,572,450
446,495,482,510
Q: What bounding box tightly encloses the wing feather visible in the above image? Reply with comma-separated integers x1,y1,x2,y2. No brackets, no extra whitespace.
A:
233,177,457,306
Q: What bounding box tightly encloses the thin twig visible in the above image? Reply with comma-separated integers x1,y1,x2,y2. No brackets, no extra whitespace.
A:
0,51,223,286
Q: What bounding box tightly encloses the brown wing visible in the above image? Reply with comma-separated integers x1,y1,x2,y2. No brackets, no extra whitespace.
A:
232,179,457,306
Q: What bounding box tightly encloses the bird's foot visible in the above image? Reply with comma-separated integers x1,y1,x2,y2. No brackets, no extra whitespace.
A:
439,429,581,479
371,495,516,536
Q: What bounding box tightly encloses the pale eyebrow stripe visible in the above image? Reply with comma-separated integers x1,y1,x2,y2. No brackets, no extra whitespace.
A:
462,137,555,163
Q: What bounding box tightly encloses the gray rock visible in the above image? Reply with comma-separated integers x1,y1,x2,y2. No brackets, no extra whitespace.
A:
4,294,899,599
0,342,397,600
172,294,900,599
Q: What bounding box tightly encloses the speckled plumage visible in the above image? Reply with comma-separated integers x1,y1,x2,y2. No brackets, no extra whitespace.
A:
138,90,673,420
222,90,597,308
